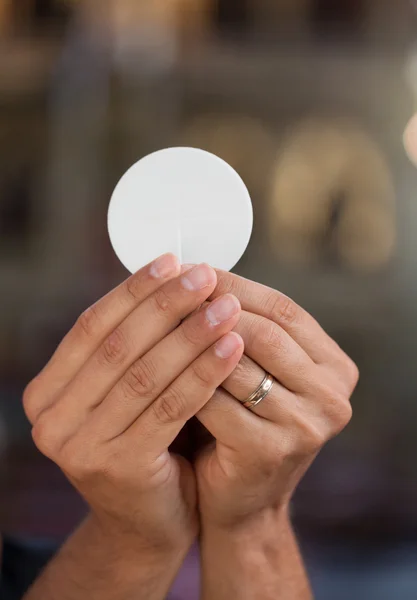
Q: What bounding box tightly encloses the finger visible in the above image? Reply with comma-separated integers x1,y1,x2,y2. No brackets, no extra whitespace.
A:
180,264,195,274
197,387,274,452
25,254,180,423
124,332,244,455
199,388,351,473
34,264,218,437
211,270,344,364
234,311,317,394
222,354,352,440
89,294,241,439
222,353,297,423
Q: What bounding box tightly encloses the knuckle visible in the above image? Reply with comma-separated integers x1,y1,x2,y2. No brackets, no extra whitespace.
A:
331,348,360,394
152,287,175,318
270,293,299,326
125,272,144,301
318,382,343,405
77,303,101,338
31,412,59,458
345,357,360,390
255,320,285,359
191,360,214,388
177,319,203,348
99,328,129,367
259,319,278,345
123,359,156,399
319,382,352,424
236,312,256,345
332,400,353,434
329,397,353,437
152,387,187,425
22,377,41,423
60,440,112,482
297,417,327,452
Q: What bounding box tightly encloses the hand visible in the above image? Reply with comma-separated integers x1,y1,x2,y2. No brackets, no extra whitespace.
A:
195,270,359,529
23,255,244,555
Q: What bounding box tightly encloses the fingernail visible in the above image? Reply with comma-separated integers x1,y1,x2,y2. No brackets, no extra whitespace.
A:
181,264,216,291
215,332,243,359
206,294,240,326
150,253,180,279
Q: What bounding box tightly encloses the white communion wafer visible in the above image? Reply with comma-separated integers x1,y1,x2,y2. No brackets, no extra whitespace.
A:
108,147,253,273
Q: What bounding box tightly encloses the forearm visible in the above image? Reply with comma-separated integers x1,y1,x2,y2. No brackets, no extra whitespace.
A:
200,507,312,600
23,515,190,600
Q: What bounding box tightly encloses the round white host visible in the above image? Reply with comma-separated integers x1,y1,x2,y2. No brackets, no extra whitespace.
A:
108,147,253,273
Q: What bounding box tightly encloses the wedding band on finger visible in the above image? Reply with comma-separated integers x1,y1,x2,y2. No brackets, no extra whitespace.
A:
242,372,274,410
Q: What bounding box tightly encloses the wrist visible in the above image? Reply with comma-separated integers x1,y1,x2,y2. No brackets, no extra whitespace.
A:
200,502,291,540
87,512,194,566
200,505,312,600
25,512,194,600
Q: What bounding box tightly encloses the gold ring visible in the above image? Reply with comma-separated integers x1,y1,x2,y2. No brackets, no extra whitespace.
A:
243,373,274,410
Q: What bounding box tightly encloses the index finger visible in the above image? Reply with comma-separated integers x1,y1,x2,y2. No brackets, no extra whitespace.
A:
26,254,180,412
211,270,344,364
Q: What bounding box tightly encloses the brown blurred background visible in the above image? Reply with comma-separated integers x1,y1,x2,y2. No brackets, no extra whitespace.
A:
1,1,417,599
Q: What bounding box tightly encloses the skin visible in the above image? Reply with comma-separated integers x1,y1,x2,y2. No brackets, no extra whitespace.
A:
198,270,358,525
195,271,358,598
0,253,358,599
21,254,244,600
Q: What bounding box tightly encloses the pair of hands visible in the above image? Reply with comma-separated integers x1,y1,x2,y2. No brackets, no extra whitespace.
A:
23,253,358,560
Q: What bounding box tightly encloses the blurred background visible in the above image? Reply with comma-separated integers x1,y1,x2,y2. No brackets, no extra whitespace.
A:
1,1,417,598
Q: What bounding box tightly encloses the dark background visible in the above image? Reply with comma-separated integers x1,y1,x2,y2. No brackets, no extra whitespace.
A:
1,1,417,598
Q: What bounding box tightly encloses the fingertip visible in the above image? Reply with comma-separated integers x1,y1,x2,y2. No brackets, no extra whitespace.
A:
205,293,240,327
231,293,241,313
181,263,217,292
214,331,244,360
149,253,180,279
203,263,218,286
